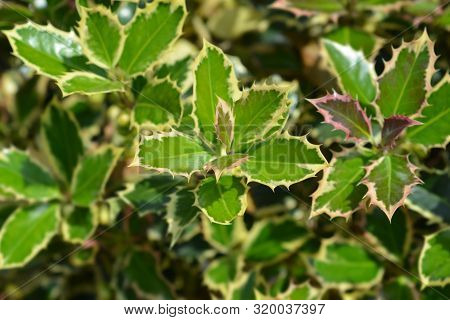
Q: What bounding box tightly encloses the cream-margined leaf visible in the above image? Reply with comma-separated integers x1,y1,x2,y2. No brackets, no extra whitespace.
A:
0,203,60,269
118,0,187,77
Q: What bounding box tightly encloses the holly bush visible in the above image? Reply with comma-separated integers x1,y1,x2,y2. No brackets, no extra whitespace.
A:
0,0,449,300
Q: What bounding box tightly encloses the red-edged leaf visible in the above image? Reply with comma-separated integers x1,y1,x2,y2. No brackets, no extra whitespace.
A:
308,92,372,142
381,115,421,149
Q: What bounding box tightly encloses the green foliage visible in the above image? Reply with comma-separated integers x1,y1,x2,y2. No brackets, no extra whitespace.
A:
0,0,448,301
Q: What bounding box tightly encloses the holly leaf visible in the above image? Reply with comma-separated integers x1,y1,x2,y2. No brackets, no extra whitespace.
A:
325,27,377,57
406,75,450,148
124,250,173,299
322,39,377,105
61,206,97,244
362,155,421,220
0,204,60,269
71,146,121,207
405,185,450,225
204,255,241,298
133,79,183,130
118,0,186,77
78,6,124,69
241,133,327,189
193,41,240,144
215,98,234,151
311,154,368,219
41,104,84,183
419,228,450,287
195,176,248,224
377,31,436,117
0,148,59,201
365,209,412,262
381,115,420,148
233,85,290,152
135,132,213,177
204,154,249,180
165,188,199,247
313,240,383,289
308,92,372,141
119,174,184,216
3,21,92,79
57,72,124,96
244,218,308,263
287,0,344,12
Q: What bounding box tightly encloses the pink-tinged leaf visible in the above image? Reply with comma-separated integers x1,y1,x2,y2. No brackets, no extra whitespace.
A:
381,115,421,149
214,98,234,151
362,155,422,221
307,92,372,142
204,154,249,180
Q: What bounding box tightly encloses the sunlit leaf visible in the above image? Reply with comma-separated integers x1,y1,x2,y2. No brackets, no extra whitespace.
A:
118,0,186,77
78,6,124,68
241,133,327,189
195,176,248,224
193,41,240,144
57,72,124,96
406,75,450,147
313,241,383,289
133,79,182,130
419,228,450,287
136,132,213,177
308,92,372,141
71,146,121,207
0,203,60,269
0,148,59,201
377,31,436,117
362,155,421,220
322,39,377,105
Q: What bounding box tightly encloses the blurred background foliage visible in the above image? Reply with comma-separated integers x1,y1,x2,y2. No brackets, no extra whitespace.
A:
0,0,449,299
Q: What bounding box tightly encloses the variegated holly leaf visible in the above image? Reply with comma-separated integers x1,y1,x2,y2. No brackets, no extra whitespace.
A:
41,104,84,183
135,132,213,177
377,31,436,117
62,206,97,244
406,184,450,225
365,209,411,262
241,133,327,188
322,39,377,105
311,154,369,219
0,203,60,269
119,174,185,216
118,0,186,77
313,240,383,289
165,188,199,247
381,115,420,148
419,228,450,287
308,92,372,142
193,41,240,144
133,79,182,130
202,216,247,253
71,147,121,207
78,6,124,69
124,250,173,299
3,21,92,79
204,154,249,180
204,255,241,297
362,155,421,220
244,218,308,263
233,85,290,152
57,72,124,96
0,148,59,201
325,27,376,57
287,0,344,12
195,176,248,224
406,75,450,147
215,98,234,151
